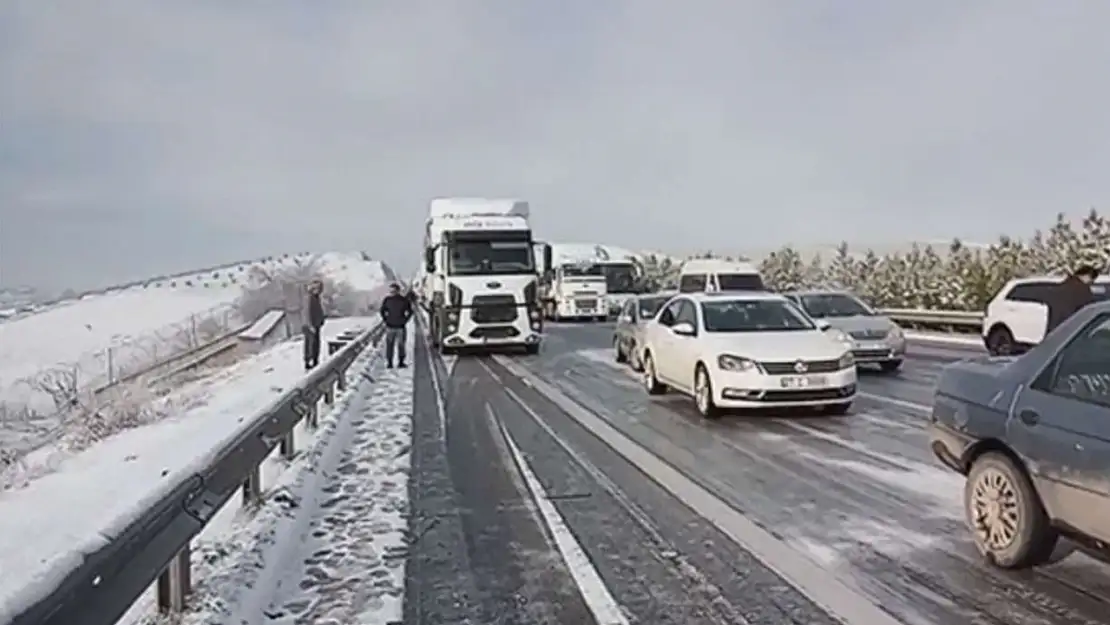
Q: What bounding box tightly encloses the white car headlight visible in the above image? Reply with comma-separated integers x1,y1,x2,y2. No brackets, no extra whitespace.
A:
830,329,852,344
718,354,760,372
838,351,855,368
886,325,904,340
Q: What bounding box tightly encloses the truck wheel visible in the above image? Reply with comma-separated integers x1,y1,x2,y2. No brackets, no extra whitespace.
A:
965,452,1058,569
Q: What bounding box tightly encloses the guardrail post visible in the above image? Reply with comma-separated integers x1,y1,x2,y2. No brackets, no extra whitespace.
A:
157,544,192,613
280,429,295,458
336,369,347,391
242,466,262,505
323,384,335,406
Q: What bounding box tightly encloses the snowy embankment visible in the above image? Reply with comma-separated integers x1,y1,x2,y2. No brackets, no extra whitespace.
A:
0,251,390,458
156,331,413,625
0,318,377,623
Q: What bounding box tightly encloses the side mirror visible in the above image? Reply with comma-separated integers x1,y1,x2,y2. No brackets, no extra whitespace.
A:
620,314,634,323
542,243,553,272
815,319,831,331
424,248,435,273
672,322,696,336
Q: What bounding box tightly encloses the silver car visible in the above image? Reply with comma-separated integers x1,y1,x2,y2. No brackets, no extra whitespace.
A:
613,292,675,370
783,289,907,373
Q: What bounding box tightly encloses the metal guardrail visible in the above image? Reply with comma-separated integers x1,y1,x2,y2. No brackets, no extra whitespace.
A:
876,308,983,330
10,322,386,625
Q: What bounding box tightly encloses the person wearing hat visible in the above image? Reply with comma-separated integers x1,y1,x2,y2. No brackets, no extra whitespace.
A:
303,278,326,369
379,282,414,368
1045,264,1101,335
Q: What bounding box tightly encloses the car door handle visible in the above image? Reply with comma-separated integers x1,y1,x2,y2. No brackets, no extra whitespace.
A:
1018,409,1040,426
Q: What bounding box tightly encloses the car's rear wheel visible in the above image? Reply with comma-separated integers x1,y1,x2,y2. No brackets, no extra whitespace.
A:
614,337,627,363
694,365,721,419
986,325,1016,356
642,353,666,395
630,342,644,371
965,452,1058,569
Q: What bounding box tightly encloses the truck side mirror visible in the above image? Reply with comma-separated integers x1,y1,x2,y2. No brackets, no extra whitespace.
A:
424,248,435,273
542,244,553,272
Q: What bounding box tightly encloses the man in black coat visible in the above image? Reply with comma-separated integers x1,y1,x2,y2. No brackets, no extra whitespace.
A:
1045,265,1100,335
380,282,414,368
303,279,326,370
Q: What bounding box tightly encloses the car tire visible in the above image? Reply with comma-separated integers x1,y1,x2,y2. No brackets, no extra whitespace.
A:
630,342,644,372
964,452,1058,569
825,401,852,415
642,353,666,395
879,360,902,373
614,338,628,363
694,364,721,419
986,326,1016,356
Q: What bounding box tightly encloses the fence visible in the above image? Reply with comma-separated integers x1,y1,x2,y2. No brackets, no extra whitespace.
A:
876,308,982,332
8,323,385,625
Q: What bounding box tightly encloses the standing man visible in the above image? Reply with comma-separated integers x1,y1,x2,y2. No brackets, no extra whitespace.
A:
380,282,414,368
303,278,326,370
1046,265,1100,335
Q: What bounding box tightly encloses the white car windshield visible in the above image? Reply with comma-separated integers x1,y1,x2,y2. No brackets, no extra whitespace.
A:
701,299,815,332
796,293,873,318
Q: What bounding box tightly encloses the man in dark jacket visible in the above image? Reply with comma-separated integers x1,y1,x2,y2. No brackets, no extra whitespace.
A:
380,282,414,368
1045,265,1100,335
303,279,326,370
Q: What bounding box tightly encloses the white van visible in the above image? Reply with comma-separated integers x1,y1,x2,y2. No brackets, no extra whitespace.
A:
982,275,1110,355
678,259,765,293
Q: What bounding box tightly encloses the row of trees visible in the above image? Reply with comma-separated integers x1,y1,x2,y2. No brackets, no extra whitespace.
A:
633,210,1110,311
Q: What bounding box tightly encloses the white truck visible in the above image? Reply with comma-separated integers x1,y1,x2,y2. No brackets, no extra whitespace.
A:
597,258,641,315
541,248,610,321
422,197,551,354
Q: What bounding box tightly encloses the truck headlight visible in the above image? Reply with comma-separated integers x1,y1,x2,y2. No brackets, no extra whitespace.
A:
838,352,855,368
718,354,759,372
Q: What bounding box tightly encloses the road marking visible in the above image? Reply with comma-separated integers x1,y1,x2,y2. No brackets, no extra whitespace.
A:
857,391,931,413
418,319,448,436
486,402,631,625
492,354,908,625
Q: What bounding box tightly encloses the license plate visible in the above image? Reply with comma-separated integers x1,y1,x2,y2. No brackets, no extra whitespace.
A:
860,342,887,350
780,375,828,388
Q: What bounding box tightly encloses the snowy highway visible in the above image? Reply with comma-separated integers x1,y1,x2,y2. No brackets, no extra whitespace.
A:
396,322,1110,625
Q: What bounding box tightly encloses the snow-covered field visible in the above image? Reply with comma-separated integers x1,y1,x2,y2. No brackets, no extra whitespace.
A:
0,318,379,623
0,251,390,451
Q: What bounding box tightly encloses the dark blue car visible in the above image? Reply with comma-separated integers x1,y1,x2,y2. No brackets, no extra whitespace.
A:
929,301,1110,569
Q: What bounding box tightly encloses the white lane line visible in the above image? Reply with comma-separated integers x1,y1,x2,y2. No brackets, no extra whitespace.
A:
856,391,931,413
419,320,448,436
486,402,631,625
492,354,908,625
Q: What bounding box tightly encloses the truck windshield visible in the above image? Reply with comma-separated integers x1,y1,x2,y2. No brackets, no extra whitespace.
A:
448,241,535,275
602,263,637,294
561,264,603,277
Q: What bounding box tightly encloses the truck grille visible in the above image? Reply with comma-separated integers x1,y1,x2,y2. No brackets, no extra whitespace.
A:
760,359,843,375
576,298,599,310
471,295,518,323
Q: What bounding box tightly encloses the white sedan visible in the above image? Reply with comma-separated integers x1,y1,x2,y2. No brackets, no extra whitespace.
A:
640,292,857,418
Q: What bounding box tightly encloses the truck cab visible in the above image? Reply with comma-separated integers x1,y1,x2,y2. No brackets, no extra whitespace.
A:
598,259,641,315
423,198,552,354
542,261,609,322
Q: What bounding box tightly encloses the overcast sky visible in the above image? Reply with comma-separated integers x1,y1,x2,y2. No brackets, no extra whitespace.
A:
3,1,1110,289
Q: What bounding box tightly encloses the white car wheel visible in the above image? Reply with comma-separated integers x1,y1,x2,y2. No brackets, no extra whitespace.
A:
643,354,665,395
694,366,720,418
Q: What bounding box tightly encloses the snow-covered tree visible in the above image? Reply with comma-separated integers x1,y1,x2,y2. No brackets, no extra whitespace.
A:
759,246,806,290
825,242,858,290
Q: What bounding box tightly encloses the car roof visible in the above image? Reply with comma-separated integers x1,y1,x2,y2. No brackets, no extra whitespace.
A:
781,288,857,297
1007,274,1110,285
679,291,787,303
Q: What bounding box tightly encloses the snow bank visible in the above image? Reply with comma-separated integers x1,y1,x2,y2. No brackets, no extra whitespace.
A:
0,318,376,622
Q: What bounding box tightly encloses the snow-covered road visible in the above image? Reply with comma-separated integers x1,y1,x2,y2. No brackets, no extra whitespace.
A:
170,331,414,625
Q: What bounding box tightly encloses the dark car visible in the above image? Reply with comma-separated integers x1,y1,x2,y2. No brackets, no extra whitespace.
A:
929,301,1110,569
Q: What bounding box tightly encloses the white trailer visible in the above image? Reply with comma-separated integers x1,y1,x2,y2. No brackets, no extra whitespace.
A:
422,198,551,354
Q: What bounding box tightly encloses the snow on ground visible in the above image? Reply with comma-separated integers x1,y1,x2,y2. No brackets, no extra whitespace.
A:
0,318,377,623
154,331,412,625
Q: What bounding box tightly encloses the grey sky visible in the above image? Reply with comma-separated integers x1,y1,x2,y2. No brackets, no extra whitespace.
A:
3,1,1110,290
